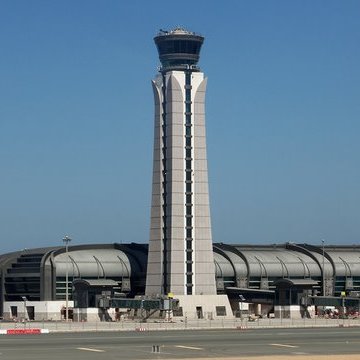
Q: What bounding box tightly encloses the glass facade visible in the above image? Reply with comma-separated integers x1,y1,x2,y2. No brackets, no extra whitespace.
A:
157,39,202,56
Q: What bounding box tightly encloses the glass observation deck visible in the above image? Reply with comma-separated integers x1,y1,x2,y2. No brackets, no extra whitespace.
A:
154,27,204,72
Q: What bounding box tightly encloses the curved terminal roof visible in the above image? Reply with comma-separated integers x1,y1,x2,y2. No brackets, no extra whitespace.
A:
2,243,360,281
212,243,360,282
52,248,134,278
325,247,360,277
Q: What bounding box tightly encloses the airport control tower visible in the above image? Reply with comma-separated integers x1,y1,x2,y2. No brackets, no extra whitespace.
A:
145,28,217,298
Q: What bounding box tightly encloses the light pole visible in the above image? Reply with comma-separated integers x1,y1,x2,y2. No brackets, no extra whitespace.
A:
63,235,72,321
21,296,27,323
239,295,245,321
322,239,325,296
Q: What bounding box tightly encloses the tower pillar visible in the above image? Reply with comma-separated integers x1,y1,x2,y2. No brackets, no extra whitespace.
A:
145,29,230,317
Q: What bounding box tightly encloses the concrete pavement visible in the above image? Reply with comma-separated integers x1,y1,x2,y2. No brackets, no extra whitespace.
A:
1,327,360,359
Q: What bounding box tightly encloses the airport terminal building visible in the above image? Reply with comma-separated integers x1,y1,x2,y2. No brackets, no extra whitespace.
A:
1,242,360,321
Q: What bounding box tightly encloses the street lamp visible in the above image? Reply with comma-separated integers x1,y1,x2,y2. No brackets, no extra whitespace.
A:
62,235,72,321
21,296,27,323
322,239,325,296
239,295,245,321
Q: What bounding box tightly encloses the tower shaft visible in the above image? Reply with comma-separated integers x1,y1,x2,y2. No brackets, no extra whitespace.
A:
146,29,216,297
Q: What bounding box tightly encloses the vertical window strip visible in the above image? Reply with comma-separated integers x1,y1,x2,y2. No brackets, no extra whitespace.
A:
161,75,168,294
185,72,193,294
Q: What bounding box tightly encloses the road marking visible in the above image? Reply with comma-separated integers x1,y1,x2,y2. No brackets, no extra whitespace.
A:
270,343,298,348
76,347,105,353
175,345,204,350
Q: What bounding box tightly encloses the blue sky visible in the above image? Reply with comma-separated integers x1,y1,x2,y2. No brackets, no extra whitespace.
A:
0,0,359,253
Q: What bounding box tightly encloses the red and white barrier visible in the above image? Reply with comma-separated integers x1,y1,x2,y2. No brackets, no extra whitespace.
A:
0,328,49,335
135,327,146,332
236,325,247,330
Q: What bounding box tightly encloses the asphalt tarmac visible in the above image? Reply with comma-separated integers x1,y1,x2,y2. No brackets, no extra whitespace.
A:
0,327,360,359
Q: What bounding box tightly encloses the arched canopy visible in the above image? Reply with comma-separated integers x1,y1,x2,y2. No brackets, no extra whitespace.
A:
325,249,360,277
213,244,322,279
53,248,134,278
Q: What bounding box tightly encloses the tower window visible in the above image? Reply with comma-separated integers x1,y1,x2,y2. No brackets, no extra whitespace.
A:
186,183,192,192
185,73,191,86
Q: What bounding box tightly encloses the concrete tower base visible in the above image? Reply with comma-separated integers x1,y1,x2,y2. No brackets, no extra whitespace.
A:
175,295,233,319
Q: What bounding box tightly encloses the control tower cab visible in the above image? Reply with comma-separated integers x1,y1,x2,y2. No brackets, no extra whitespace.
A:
154,27,204,72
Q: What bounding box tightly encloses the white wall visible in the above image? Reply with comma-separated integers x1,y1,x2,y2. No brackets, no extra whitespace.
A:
175,294,233,319
3,301,74,321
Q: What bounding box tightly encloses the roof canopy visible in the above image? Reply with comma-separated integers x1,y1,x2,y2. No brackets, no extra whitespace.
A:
273,278,319,287
73,279,119,287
